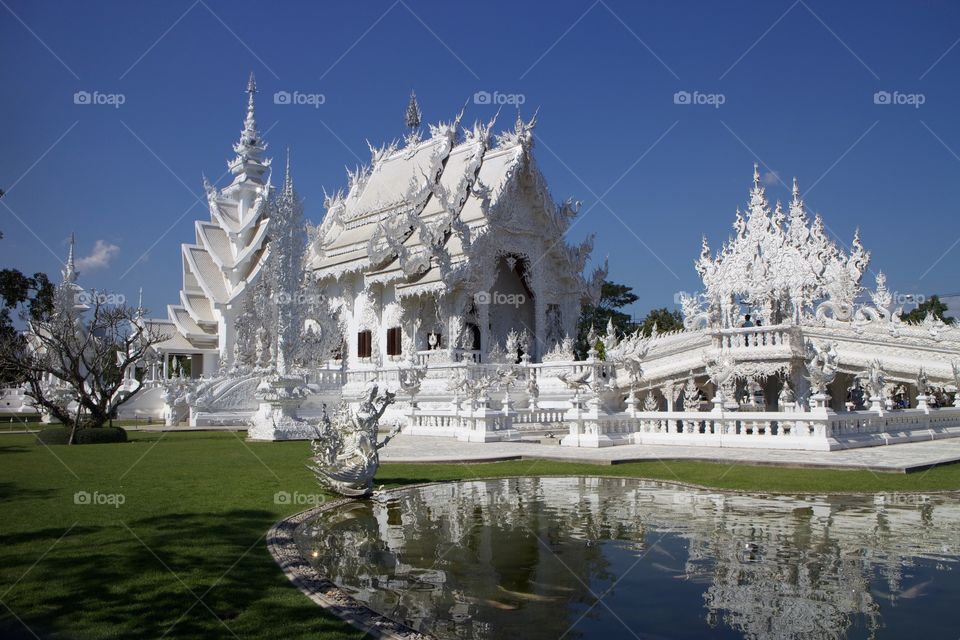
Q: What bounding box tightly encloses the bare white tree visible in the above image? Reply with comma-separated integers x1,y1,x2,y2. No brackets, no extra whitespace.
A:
0,287,166,443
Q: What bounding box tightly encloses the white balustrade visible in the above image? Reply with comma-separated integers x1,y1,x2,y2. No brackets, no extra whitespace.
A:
559,405,960,451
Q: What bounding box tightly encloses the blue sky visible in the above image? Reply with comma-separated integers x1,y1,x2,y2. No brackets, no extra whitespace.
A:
3,0,960,320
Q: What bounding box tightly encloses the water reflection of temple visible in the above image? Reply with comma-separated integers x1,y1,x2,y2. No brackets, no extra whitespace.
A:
296,479,960,640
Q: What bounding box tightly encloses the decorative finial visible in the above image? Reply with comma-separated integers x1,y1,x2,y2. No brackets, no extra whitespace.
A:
752,163,760,189
792,176,800,200
230,72,268,182
62,232,77,283
283,147,294,195
244,72,257,125
405,90,421,131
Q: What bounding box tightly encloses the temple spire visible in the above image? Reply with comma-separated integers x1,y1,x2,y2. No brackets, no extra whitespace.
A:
752,163,761,190
282,147,294,197
404,90,422,131
228,72,269,184
62,232,77,283
246,71,257,127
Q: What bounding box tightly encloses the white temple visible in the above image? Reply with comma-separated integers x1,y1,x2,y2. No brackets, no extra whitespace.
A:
8,74,960,452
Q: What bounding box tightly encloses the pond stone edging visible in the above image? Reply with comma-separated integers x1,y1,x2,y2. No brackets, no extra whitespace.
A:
266,492,435,640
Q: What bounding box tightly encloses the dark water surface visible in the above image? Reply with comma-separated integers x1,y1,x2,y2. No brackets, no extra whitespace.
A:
295,478,960,639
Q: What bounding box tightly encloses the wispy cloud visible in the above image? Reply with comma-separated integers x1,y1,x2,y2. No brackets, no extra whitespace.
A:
762,170,780,186
76,240,120,271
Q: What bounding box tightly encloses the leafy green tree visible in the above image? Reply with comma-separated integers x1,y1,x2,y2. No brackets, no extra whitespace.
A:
637,307,684,336
901,295,954,325
0,269,54,384
576,281,638,358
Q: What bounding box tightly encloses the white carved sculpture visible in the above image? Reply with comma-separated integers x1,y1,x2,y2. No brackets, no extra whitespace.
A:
706,353,737,409
307,385,399,497
778,381,796,411
643,392,659,411
804,340,838,396
915,367,931,410
556,368,591,392
682,377,701,412
952,361,960,407
857,360,886,411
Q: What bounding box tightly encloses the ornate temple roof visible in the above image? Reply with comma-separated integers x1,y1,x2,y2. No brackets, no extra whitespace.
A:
308,107,603,301
685,165,870,327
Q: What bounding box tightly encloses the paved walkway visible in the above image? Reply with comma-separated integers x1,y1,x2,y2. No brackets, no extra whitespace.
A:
379,434,960,473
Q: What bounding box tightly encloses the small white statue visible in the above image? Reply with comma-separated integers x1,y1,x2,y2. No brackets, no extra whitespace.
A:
307,385,399,497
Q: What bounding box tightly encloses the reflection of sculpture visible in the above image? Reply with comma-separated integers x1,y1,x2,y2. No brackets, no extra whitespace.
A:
307,385,399,497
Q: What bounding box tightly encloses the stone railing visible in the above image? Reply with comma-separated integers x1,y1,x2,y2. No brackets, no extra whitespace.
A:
712,325,795,351
307,367,345,389
414,349,482,365
405,401,520,443
560,404,960,451
513,407,567,427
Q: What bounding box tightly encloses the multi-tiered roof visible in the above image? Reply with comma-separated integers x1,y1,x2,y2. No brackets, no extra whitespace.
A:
161,73,273,361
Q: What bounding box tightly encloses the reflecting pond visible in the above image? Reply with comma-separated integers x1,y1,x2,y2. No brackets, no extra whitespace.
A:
295,478,960,639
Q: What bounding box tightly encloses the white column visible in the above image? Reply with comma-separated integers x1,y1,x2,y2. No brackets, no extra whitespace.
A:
477,299,490,360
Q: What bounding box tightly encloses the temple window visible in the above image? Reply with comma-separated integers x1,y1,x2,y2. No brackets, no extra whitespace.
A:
386,327,402,356
357,330,372,358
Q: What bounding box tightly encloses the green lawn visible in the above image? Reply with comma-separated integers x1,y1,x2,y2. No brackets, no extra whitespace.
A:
1,430,959,639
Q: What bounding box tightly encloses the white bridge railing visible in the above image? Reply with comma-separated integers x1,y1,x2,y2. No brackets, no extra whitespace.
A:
404,399,960,451
404,402,520,443
561,405,960,451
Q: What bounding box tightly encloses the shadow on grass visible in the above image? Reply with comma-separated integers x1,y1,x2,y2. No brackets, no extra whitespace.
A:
0,509,362,639
0,444,31,455
0,482,60,504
